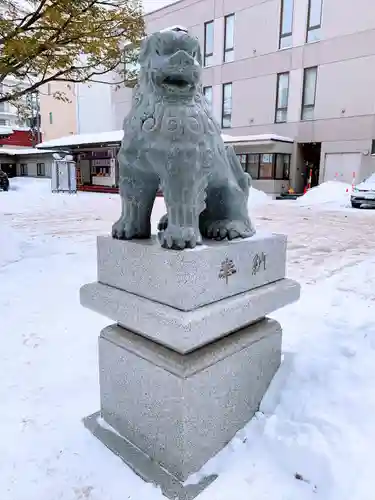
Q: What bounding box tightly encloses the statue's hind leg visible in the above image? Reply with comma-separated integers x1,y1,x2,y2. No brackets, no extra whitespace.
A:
112,166,159,240
200,180,255,241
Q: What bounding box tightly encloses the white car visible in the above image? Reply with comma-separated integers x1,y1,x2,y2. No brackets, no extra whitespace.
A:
351,173,375,208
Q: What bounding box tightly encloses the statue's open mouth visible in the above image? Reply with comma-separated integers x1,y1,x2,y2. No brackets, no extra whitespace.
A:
162,75,192,90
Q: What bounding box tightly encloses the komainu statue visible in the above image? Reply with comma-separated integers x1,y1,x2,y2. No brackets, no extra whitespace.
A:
112,27,256,250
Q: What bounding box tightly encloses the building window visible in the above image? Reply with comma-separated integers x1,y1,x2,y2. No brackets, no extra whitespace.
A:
238,154,247,171
301,66,318,120
259,154,274,179
371,140,375,155
279,0,294,49
203,86,213,111
275,72,290,123
20,164,28,176
47,83,52,95
275,154,290,179
0,118,9,125
221,83,232,128
204,21,214,67
235,153,290,180
247,154,261,179
306,0,323,42
223,14,235,62
37,163,45,177
49,112,53,124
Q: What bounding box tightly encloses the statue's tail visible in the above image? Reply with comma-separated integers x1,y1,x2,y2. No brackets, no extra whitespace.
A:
225,144,251,193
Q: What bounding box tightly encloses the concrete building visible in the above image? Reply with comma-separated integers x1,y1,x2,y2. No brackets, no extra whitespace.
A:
76,75,115,135
0,77,42,147
0,148,54,178
39,81,77,142
112,0,375,193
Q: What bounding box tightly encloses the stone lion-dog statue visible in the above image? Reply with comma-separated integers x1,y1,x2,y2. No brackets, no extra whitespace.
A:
112,27,255,250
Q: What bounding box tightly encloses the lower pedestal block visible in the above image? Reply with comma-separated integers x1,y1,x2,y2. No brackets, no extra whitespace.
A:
85,318,282,496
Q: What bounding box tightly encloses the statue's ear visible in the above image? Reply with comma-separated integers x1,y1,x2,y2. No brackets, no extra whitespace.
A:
195,43,203,66
139,34,156,65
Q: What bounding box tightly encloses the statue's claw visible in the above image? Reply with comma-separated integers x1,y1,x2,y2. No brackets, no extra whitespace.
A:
158,226,202,250
201,220,255,241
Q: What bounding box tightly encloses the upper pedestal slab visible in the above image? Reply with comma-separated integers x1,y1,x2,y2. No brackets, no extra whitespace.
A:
97,232,287,311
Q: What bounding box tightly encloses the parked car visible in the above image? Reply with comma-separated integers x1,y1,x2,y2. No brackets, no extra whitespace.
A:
0,169,9,191
351,173,375,208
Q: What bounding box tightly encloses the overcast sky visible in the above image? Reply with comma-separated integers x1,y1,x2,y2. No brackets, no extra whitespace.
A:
142,0,178,13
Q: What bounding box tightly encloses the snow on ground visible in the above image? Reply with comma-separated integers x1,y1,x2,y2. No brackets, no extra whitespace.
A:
1,178,375,500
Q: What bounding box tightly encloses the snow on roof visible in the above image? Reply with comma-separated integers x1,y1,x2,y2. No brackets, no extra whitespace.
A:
0,148,54,156
221,133,294,144
0,126,13,136
160,25,188,32
36,130,124,149
37,130,294,150
123,24,189,48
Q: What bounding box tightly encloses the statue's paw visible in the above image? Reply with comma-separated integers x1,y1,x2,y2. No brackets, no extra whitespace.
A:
112,218,150,240
158,214,168,231
158,226,202,250
202,219,255,241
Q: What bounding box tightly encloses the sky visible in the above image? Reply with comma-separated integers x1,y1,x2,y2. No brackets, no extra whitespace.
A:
142,0,178,13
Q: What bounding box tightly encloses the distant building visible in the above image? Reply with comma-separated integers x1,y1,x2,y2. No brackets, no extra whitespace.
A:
37,129,293,195
75,73,115,135
0,148,54,178
111,0,375,193
0,77,41,147
39,81,77,142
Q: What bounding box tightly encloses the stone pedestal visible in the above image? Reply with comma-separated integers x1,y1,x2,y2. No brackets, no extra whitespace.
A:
81,233,300,498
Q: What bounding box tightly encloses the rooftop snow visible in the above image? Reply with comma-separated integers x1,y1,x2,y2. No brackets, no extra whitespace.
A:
0,147,55,156
36,130,124,149
37,130,294,150
221,133,294,144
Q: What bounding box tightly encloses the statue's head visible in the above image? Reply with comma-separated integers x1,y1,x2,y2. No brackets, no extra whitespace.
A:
138,28,202,99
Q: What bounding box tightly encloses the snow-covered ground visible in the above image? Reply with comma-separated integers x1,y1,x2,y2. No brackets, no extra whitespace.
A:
1,178,375,500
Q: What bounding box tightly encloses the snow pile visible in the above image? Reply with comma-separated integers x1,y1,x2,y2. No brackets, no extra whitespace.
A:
248,186,271,208
298,181,351,209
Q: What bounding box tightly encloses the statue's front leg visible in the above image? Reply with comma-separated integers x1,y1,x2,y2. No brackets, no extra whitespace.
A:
158,175,208,250
112,167,159,240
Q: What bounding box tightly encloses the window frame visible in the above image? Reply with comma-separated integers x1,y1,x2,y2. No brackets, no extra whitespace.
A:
221,82,233,129
275,72,290,123
279,0,294,49
49,111,53,125
223,13,235,63
204,20,214,67
235,153,291,181
259,153,275,179
274,154,291,180
37,162,45,177
306,0,323,42
301,66,318,121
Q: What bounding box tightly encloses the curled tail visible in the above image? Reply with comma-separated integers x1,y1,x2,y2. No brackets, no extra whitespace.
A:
225,144,251,193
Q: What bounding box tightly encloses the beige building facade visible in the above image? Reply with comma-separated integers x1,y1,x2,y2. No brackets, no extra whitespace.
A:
113,0,375,193
39,81,77,142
